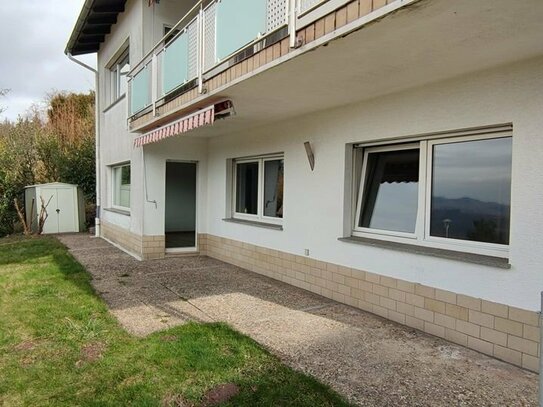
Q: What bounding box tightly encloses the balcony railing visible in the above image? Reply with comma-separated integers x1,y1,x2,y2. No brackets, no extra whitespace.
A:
128,0,290,117
127,0,407,122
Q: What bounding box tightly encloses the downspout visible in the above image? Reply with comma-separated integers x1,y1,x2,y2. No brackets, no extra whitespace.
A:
66,53,101,237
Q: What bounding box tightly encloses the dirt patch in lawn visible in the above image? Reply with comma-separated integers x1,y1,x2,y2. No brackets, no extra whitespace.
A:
76,341,106,367
202,383,240,406
14,340,39,351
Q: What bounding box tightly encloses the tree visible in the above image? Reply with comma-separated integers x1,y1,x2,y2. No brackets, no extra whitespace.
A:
0,88,9,115
0,91,95,236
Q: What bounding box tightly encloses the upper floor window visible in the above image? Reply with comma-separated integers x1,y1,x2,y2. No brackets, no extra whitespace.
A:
353,131,512,256
108,47,130,103
164,26,181,46
233,155,284,223
112,163,131,211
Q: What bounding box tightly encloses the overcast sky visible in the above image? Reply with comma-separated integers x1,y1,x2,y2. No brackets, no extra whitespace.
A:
0,0,96,121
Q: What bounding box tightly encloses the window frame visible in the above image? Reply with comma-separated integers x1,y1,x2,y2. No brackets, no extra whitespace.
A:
423,133,512,253
111,163,131,212
232,154,284,225
352,132,512,258
108,47,130,103
353,142,423,240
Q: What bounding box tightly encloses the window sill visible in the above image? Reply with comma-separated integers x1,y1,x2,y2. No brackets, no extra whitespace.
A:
104,207,130,217
222,218,283,231
103,93,126,114
338,236,510,269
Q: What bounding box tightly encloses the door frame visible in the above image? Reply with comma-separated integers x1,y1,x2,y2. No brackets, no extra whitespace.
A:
164,160,199,254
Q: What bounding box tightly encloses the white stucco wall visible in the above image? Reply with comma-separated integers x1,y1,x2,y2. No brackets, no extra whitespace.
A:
96,0,543,311
142,0,195,51
97,0,145,235
198,56,543,311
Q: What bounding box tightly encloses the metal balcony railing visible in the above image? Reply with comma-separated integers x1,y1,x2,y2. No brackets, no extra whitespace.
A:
127,0,404,121
128,0,290,118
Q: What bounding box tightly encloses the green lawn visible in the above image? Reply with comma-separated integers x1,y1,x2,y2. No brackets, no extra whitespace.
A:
0,237,350,407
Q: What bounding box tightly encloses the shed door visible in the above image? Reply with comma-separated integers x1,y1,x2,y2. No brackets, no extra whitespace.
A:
56,188,75,233
41,189,59,234
40,187,76,234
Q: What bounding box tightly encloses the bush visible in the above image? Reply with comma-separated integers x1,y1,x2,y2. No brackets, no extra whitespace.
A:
0,91,95,236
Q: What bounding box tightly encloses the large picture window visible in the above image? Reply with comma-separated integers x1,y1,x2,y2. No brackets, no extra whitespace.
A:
112,164,131,211
354,131,512,256
233,155,284,223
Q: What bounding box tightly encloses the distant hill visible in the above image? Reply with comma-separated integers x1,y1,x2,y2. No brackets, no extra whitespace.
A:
430,196,510,244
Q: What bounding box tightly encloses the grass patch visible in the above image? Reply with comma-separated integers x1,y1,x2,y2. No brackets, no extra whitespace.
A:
0,237,351,406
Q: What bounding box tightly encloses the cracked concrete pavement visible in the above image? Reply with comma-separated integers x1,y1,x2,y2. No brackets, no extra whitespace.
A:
57,234,538,406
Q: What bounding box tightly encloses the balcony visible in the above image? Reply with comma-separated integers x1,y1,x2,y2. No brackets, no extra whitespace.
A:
128,0,289,125
127,0,543,134
127,0,418,131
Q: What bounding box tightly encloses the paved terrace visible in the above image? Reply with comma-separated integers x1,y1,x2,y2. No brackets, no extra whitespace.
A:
58,234,537,406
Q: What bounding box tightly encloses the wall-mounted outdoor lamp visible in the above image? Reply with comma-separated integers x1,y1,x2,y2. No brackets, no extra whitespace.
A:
304,141,315,171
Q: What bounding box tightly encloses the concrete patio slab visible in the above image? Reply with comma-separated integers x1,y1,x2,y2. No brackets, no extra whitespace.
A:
57,234,538,406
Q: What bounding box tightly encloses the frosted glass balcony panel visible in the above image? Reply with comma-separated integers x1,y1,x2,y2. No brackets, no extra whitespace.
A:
131,66,150,114
216,0,267,61
163,32,189,95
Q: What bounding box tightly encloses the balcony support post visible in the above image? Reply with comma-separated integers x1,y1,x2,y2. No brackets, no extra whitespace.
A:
197,3,204,94
151,54,158,117
289,0,298,48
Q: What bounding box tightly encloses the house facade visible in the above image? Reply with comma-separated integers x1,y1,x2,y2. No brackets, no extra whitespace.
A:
66,0,543,372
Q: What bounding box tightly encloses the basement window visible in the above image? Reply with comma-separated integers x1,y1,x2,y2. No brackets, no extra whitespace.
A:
233,155,284,223
112,163,131,211
353,131,512,257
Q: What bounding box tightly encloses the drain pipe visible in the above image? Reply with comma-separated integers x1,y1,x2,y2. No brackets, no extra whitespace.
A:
66,53,101,237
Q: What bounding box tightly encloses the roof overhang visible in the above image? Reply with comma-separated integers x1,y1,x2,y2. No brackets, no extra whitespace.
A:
65,0,127,56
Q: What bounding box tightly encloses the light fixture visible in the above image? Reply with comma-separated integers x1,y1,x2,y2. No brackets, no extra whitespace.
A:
304,141,315,171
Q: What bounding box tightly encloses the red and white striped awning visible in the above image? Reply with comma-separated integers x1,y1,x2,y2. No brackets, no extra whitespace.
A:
134,104,215,148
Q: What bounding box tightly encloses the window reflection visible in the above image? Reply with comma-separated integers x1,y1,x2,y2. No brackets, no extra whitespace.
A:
359,149,419,233
264,159,284,218
236,162,258,214
430,137,512,245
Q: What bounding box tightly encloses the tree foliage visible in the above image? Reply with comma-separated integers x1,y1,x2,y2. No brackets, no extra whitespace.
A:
0,91,95,236
0,88,9,114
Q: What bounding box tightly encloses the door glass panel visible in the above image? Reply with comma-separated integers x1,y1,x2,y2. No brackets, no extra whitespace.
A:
359,149,419,233
236,162,259,214
430,137,512,244
165,162,197,249
263,159,284,218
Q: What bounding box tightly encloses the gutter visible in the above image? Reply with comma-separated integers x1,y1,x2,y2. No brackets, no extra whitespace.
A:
66,53,101,238
65,0,94,56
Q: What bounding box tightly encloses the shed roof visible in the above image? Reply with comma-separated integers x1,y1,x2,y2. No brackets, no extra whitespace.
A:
65,0,127,56
25,182,78,189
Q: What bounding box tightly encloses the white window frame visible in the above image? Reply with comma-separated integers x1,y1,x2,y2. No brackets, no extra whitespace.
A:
353,132,512,258
354,143,423,240
232,154,284,225
111,163,131,212
108,47,130,103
